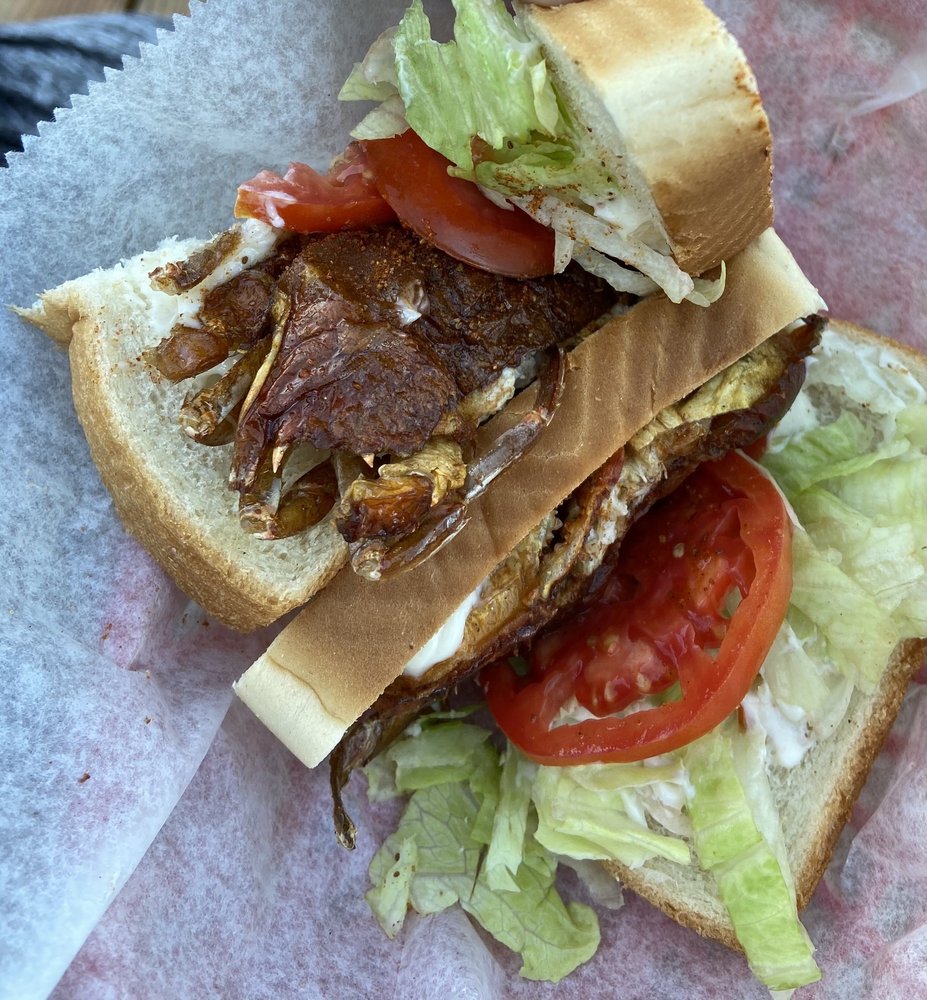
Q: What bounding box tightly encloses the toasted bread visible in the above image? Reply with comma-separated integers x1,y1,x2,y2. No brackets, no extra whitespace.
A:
520,0,773,276
19,222,348,632
603,319,927,950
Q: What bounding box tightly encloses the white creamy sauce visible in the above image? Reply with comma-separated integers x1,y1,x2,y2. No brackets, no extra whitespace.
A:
172,219,279,327
742,683,814,769
592,190,663,248
402,582,483,679
551,695,600,728
768,324,926,452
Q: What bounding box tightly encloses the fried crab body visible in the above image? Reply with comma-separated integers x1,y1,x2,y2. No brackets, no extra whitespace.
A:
232,225,614,471
329,320,822,846
150,224,617,559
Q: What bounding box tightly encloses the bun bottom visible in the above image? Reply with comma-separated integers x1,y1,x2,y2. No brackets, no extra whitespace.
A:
604,637,925,951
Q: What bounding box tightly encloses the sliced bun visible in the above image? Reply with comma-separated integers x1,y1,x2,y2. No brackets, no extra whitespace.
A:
234,229,824,769
604,319,927,950
521,0,773,274
605,637,926,950
19,223,347,632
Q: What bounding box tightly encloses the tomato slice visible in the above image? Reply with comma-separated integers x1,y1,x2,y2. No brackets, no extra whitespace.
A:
482,452,792,764
362,130,555,278
234,143,397,233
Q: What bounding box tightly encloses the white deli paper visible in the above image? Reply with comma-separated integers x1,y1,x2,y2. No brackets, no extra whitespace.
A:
0,1,925,999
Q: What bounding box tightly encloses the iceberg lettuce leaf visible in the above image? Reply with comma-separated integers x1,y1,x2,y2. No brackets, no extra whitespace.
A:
484,748,537,891
391,0,561,173
686,728,820,990
463,837,600,982
365,721,600,981
532,762,690,867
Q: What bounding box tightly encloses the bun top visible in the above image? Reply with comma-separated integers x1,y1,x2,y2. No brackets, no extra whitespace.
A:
235,229,824,769
520,0,774,275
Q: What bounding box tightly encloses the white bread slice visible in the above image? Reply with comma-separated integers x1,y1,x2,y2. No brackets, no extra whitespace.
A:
520,0,773,275
607,638,926,950
19,221,348,632
604,320,927,951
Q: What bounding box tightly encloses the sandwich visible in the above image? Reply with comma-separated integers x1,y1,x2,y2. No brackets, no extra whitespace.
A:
244,306,925,991
19,0,773,631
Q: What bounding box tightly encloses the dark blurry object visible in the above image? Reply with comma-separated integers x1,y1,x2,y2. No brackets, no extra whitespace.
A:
0,13,171,165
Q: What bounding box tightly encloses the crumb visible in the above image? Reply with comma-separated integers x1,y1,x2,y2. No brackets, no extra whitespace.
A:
101,622,113,641
144,717,152,725
78,772,91,784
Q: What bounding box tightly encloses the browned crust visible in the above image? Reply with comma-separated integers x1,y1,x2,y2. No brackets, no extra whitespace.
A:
523,0,774,274
793,637,926,909
602,638,926,953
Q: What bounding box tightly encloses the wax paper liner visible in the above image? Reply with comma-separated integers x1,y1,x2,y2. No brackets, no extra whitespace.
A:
0,1,924,998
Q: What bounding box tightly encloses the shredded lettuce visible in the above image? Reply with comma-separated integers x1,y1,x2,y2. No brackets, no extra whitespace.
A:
339,27,400,102
751,621,853,749
763,389,927,692
364,721,600,982
685,727,820,990
485,748,537,891
762,409,908,495
366,835,418,937
339,0,698,302
532,762,691,867
386,0,562,173
464,837,600,982
788,528,901,691
388,719,492,790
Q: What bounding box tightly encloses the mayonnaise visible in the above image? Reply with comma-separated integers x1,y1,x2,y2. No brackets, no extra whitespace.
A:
402,582,483,679
173,218,280,327
742,682,814,769
768,324,926,452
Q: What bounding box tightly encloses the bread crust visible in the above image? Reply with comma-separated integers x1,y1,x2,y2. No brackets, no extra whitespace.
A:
522,0,773,274
601,319,927,952
22,233,348,632
603,638,926,951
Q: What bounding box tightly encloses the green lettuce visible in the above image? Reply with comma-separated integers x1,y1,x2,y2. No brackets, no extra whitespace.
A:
788,528,901,690
384,0,562,174
763,408,908,495
364,720,600,982
763,397,927,691
464,837,600,982
484,748,537,891
532,760,691,867
685,727,820,990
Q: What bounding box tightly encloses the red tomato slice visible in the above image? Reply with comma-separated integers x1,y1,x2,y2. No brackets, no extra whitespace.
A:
234,143,396,233
362,130,555,278
482,452,792,764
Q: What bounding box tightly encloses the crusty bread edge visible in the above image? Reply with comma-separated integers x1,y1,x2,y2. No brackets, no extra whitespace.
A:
603,637,926,951
20,235,348,632
522,0,773,275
